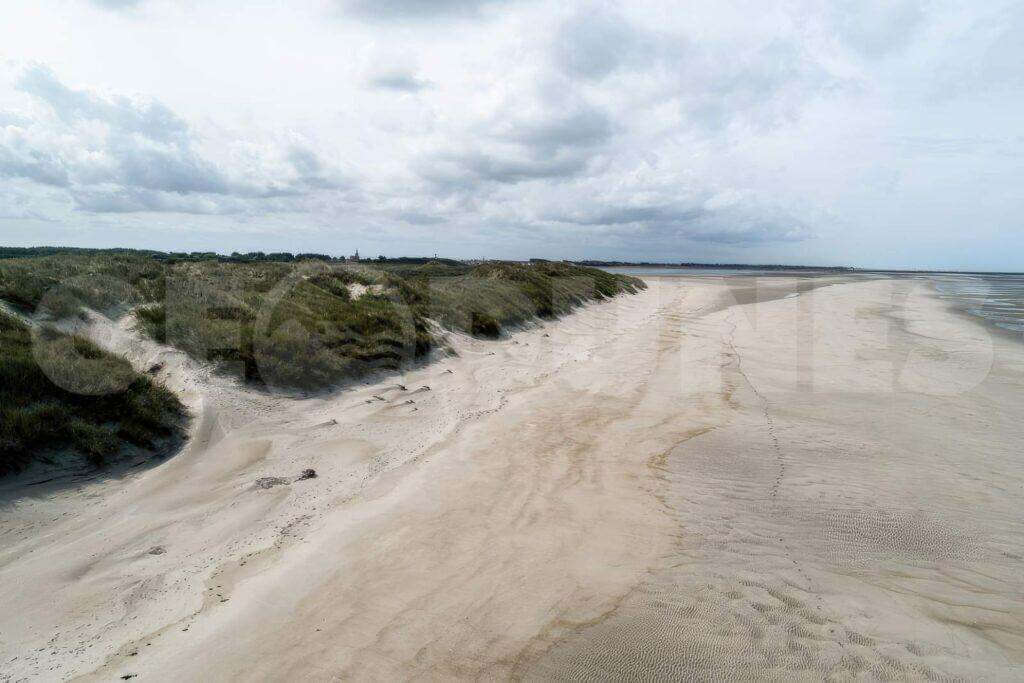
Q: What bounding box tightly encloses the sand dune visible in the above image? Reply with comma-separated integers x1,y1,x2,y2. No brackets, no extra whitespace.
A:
2,275,1023,680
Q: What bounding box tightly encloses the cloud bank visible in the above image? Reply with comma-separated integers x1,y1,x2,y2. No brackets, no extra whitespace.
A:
0,0,1022,269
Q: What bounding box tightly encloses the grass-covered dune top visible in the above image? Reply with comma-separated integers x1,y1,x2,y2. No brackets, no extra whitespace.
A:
0,311,186,477
0,250,645,394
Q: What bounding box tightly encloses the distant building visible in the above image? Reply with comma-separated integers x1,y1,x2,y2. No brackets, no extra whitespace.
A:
348,249,360,262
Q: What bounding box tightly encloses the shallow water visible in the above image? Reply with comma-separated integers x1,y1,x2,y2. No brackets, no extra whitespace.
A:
930,273,1024,334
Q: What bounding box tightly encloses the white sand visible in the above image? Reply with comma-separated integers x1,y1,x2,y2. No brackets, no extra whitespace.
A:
2,275,1023,679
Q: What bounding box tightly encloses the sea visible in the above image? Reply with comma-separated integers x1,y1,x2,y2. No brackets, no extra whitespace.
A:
930,273,1024,334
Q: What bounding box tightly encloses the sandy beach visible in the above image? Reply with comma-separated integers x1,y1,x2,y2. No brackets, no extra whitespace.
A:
2,274,1023,680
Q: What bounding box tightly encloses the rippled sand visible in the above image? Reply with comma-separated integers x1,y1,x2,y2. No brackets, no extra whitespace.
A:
2,275,1022,680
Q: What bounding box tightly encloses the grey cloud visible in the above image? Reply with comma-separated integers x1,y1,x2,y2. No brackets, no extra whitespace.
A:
367,71,432,92
829,0,924,58
548,201,812,246
288,146,323,176
342,0,507,21
70,182,321,214
552,11,835,134
9,66,353,215
0,186,57,221
422,150,589,186
0,206,54,221
286,146,348,191
397,211,446,225
296,176,347,191
417,104,613,188
4,1,1017,268
683,204,813,244
687,223,811,244
71,187,240,214
553,10,656,80
680,40,836,133
18,65,188,143
111,138,230,194
554,205,704,226
0,143,70,187
499,106,613,151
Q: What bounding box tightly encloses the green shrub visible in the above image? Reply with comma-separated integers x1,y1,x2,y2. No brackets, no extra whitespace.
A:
470,312,501,337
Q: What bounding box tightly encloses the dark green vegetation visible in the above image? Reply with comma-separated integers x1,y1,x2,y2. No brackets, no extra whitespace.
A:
0,250,167,317
0,248,638,473
0,310,186,476
428,261,645,338
130,257,643,389
133,259,428,391
0,248,643,473
0,250,643,393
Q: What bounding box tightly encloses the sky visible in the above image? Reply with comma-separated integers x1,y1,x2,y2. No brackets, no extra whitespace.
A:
0,0,1022,270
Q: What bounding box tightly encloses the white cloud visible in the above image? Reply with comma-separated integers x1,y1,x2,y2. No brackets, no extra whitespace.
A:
18,64,189,143
0,0,1022,269
1,63,352,218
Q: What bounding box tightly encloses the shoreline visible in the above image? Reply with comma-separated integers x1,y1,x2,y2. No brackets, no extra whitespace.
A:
930,278,1024,346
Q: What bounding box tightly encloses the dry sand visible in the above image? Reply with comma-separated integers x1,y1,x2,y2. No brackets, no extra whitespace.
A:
2,275,1023,680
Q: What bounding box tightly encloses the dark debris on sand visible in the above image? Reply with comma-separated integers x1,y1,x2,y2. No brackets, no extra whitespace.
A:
253,477,290,490
254,469,317,489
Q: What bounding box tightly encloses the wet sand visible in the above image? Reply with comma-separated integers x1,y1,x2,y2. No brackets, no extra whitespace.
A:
2,275,1023,680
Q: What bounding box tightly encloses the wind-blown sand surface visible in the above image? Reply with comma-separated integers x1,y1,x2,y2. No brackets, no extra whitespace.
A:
2,275,1023,680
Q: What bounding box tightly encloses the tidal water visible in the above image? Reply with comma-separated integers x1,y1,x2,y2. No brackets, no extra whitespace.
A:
930,273,1024,334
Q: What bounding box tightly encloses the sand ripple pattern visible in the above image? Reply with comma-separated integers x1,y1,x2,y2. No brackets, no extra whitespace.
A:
521,281,1024,681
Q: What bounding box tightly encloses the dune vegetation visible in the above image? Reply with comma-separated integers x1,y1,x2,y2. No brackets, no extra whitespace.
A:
0,249,643,473
129,258,643,389
0,310,186,476
0,250,643,390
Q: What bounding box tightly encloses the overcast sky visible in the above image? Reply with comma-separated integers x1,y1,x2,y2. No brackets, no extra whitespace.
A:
0,0,1022,269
